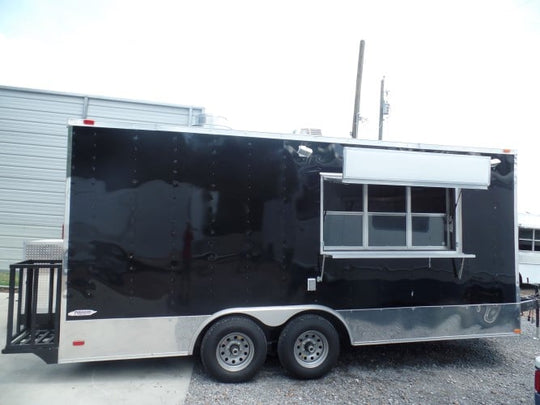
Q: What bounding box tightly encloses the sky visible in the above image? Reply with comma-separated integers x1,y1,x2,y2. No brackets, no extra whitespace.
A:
1,0,539,211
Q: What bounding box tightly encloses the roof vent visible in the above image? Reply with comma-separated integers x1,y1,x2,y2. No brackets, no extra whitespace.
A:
196,113,230,129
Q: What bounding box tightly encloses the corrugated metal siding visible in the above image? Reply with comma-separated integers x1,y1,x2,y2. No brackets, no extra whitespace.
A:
87,98,198,126
0,86,204,271
0,88,77,271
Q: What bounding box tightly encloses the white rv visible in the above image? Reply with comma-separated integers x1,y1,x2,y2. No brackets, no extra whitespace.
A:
519,213,540,285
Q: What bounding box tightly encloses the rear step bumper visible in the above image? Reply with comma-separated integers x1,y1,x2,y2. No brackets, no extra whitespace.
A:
2,329,58,363
3,260,62,364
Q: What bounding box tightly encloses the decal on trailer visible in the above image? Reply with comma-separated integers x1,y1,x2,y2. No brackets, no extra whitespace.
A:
68,310,97,317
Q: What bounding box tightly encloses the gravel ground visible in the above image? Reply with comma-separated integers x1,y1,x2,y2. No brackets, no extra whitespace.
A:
185,313,540,405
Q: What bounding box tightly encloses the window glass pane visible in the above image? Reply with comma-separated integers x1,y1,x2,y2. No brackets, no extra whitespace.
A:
519,240,533,251
368,215,406,246
324,182,363,211
535,241,540,252
520,228,533,239
323,213,363,246
411,187,447,213
412,216,447,247
368,185,406,213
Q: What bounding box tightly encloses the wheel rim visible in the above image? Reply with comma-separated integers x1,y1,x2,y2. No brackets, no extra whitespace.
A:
216,332,255,372
293,329,329,368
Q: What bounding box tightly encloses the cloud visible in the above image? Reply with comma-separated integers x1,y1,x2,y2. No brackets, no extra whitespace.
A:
1,0,539,208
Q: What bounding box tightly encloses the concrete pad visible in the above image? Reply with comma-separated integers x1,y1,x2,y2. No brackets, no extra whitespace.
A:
0,292,194,405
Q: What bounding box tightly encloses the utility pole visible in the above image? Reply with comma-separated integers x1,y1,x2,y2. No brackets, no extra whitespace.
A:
378,76,385,141
351,40,365,139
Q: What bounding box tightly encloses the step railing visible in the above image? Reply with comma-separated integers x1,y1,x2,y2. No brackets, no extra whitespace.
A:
3,260,62,363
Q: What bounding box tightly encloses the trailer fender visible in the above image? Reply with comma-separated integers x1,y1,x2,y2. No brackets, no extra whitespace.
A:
188,305,352,355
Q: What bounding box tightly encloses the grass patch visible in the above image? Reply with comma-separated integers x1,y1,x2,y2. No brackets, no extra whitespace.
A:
0,271,14,286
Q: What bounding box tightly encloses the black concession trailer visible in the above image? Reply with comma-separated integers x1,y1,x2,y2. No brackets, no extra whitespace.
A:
3,119,521,382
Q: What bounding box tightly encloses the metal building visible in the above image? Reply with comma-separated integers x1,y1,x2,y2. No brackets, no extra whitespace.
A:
0,85,204,271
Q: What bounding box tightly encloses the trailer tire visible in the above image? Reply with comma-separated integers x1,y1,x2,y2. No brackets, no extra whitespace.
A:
277,314,339,379
200,316,267,383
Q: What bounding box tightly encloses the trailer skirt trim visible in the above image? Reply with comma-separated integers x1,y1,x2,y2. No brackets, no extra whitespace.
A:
58,302,520,363
339,302,520,345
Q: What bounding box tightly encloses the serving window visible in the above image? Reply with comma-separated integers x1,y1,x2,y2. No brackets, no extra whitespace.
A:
321,174,471,259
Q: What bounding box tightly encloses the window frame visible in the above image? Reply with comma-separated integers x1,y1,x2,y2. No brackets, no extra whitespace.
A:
519,227,540,252
320,173,474,259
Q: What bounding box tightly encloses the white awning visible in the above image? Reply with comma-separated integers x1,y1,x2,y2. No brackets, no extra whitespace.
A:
342,147,491,189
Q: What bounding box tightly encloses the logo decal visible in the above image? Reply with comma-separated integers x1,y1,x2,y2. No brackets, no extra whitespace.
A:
68,309,97,317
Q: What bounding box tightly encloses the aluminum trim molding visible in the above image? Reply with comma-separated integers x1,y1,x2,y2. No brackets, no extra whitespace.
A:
338,302,520,345
58,302,520,363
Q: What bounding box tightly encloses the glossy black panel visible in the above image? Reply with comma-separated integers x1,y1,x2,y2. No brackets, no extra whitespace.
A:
66,127,516,319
